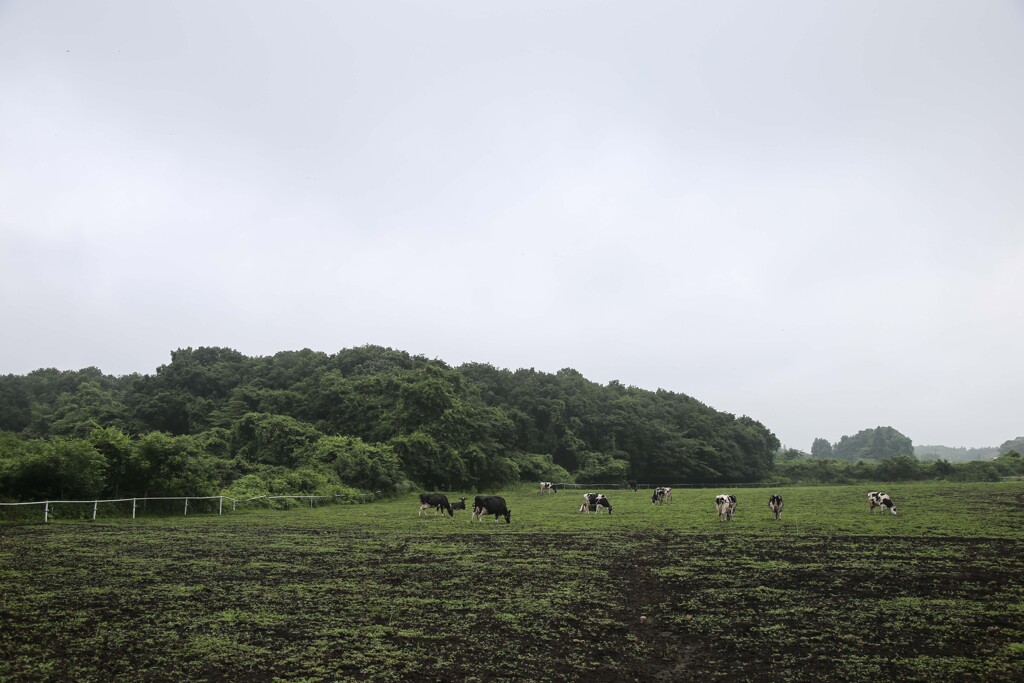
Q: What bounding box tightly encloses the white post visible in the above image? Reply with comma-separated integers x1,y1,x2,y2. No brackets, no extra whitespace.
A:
219,497,223,515
44,501,49,523
93,501,98,521
232,499,236,511
184,498,189,516
132,498,137,519
310,497,314,509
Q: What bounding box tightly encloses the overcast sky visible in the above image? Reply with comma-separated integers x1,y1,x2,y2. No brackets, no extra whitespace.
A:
2,1,1022,451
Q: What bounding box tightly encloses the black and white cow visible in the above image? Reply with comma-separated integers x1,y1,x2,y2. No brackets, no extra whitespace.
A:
472,495,511,524
627,480,638,492
450,497,467,511
716,494,737,521
579,492,613,514
768,494,784,520
419,493,453,517
539,482,558,495
651,487,672,504
868,491,897,515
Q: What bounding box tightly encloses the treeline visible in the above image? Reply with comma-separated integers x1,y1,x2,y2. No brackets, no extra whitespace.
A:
774,450,1024,484
810,427,914,461
0,346,780,502
916,437,1024,463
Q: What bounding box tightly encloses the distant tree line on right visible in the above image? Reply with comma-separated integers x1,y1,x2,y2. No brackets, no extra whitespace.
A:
778,427,1024,484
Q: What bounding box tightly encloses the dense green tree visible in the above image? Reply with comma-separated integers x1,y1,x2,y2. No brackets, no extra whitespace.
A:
305,435,404,492
508,453,572,483
89,427,145,498
574,451,629,483
875,454,923,481
0,376,32,432
135,432,219,497
999,437,1024,455
833,427,913,461
389,431,467,490
231,413,323,468
0,437,107,500
811,438,834,459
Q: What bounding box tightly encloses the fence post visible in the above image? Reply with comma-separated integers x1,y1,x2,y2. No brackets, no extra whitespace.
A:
93,501,98,521
219,496,223,515
184,498,189,516
132,498,137,519
310,497,314,509
44,501,49,523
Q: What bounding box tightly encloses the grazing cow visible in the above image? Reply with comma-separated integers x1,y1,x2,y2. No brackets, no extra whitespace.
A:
579,492,613,514
472,495,511,524
450,497,467,511
768,494,784,520
539,481,558,495
419,493,453,517
651,487,672,504
868,491,897,515
715,494,737,521
627,480,638,492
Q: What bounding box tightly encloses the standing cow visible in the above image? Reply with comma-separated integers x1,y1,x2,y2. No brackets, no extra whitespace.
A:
579,492,613,514
626,480,638,492
868,491,897,515
539,482,558,495
768,494,784,520
652,487,672,504
716,494,737,521
472,495,511,524
419,493,453,517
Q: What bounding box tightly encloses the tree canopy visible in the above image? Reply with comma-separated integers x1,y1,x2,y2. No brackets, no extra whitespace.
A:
0,346,782,500
831,426,914,461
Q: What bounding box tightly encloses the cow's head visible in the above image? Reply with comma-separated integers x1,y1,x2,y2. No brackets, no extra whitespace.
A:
502,508,511,524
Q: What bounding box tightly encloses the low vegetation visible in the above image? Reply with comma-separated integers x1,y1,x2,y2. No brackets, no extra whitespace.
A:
2,482,1023,681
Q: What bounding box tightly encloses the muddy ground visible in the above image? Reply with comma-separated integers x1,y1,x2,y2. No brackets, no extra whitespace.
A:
2,522,1023,682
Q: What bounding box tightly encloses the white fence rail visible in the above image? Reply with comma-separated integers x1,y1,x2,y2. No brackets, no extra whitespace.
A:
0,493,353,523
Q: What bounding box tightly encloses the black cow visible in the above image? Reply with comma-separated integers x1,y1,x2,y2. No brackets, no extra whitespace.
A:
627,480,638,492
768,494,784,520
419,493,453,517
472,495,511,524
451,497,467,511
579,492,613,514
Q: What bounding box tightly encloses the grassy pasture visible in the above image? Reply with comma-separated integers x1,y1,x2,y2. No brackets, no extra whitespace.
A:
1,482,1023,681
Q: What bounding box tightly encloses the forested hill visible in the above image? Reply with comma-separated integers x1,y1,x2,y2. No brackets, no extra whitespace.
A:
0,345,779,500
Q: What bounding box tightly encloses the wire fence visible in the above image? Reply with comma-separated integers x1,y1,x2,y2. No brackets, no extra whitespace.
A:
0,493,363,524
1,482,787,523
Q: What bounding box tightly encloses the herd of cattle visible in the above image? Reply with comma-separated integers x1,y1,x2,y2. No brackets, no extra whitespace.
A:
419,487,899,524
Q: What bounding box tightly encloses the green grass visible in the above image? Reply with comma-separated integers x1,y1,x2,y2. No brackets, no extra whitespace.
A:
2,482,1023,681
